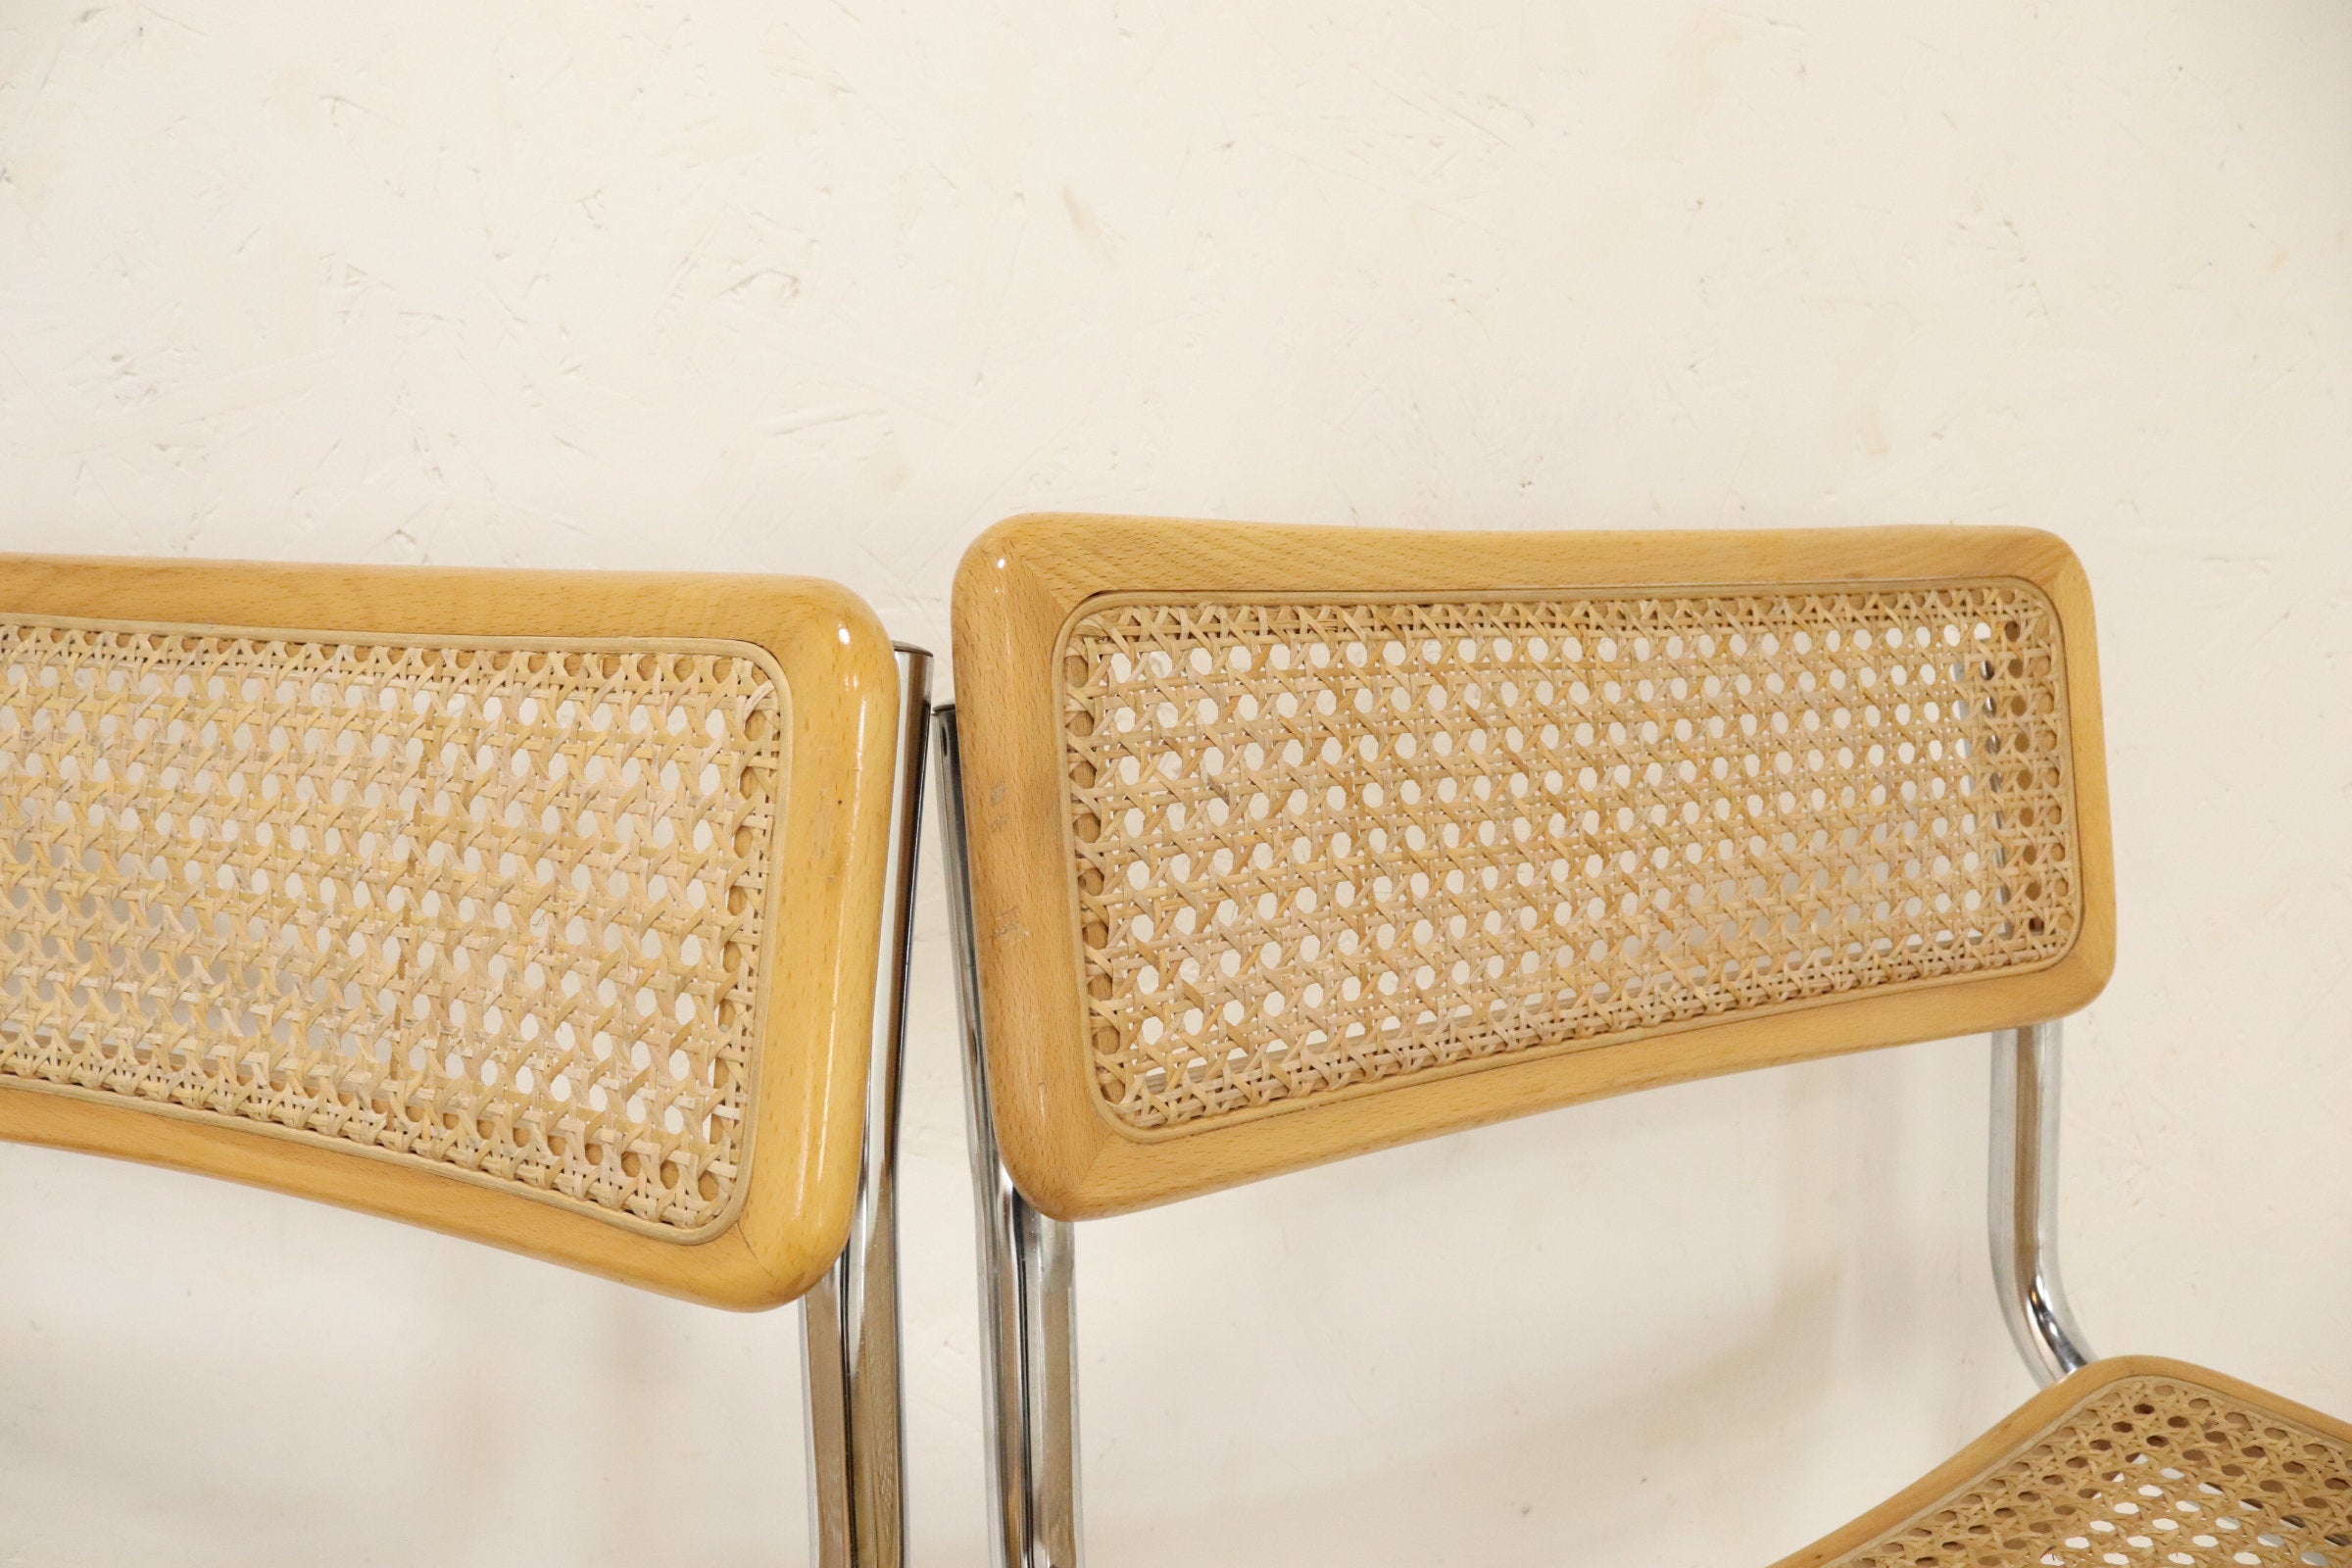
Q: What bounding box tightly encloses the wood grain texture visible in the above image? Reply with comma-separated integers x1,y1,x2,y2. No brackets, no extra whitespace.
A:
951,514,2115,1220
0,554,901,1309
1766,1355,2352,1567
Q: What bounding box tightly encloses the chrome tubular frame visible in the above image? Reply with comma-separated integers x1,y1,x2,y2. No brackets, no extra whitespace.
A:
933,686,2095,1560
934,707,1086,1568
802,645,932,1568
1988,1018,2096,1386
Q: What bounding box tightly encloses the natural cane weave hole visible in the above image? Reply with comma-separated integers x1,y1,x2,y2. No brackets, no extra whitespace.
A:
0,620,787,1236
1820,1374,2352,1567
1061,583,2082,1131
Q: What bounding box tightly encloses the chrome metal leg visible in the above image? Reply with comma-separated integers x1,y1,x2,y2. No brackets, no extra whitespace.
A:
1989,1019,2095,1386
934,707,1085,1568
803,646,931,1568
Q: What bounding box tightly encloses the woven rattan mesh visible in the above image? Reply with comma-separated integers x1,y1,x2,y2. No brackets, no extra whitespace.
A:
1823,1373,2352,1568
0,621,786,1234
1061,584,2082,1130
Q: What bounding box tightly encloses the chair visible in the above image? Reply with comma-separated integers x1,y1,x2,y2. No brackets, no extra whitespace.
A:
0,553,931,1567
937,514,2352,1568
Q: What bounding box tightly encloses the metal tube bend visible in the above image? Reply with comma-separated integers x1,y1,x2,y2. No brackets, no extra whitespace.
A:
1988,1019,2096,1386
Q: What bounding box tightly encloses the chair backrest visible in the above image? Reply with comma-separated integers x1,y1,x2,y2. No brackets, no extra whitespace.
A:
951,515,2115,1219
0,554,902,1308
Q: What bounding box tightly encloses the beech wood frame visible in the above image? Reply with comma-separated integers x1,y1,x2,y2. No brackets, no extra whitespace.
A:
0,553,903,1308
950,514,2117,1221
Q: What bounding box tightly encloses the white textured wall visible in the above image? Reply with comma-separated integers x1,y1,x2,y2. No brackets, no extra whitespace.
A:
1,1,2347,1562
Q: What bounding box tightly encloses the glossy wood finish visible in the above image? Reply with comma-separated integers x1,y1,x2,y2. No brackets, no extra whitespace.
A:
0,554,901,1308
952,514,2116,1220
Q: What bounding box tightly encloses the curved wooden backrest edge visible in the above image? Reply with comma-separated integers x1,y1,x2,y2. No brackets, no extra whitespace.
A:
952,514,2116,1221
0,553,902,1309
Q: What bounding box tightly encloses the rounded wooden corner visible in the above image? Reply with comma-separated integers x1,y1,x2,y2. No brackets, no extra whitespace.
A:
952,516,2122,1222
688,576,901,1312
955,515,1046,596
680,1220,839,1312
0,557,904,1312
2045,906,2116,1018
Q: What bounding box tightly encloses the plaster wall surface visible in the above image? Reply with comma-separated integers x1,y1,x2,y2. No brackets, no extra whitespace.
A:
0,2,2346,1562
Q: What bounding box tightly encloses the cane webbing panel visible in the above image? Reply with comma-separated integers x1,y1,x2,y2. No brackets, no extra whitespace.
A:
1819,1371,2352,1568
0,620,785,1236
1063,583,2081,1131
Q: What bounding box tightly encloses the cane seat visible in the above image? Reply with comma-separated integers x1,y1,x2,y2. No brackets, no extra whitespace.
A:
1778,1357,2352,1568
945,514,2346,1568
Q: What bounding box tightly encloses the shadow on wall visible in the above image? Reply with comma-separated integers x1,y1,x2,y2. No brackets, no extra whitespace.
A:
0,1155,808,1562
1075,1034,2000,1565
